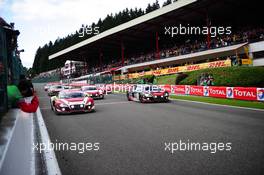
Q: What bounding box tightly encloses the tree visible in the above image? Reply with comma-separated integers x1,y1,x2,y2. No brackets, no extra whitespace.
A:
163,0,172,7
32,1,157,75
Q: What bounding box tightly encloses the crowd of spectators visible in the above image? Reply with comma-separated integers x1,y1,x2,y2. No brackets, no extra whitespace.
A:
86,27,264,74
125,27,264,66
197,73,215,86
32,69,61,83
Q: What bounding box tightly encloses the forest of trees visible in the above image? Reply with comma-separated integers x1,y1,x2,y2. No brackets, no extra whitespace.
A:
32,0,177,76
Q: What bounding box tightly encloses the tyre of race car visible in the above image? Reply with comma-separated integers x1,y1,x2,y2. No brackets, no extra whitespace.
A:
50,100,54,111
164,97,170,103
54,107,59,115
139,94,144,103
127,92,132,101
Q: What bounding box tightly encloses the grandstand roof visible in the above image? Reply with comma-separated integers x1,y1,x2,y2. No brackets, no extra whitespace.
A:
48,0,262,68
49,0,197,60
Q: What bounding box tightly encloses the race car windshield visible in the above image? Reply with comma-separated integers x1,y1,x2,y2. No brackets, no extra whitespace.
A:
145,86,162,92
59,92,85,99
52,85,62,89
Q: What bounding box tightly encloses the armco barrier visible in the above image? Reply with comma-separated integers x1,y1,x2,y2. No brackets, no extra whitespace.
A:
103,83,264,102
0,108,61,175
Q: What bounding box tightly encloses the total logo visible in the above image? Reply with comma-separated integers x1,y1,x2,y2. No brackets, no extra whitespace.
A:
226,87,234,98
203,86,209,96
257,88,264,101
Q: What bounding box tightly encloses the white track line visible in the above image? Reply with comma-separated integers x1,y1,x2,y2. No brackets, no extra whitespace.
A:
170,98,264,112
36,108,62,175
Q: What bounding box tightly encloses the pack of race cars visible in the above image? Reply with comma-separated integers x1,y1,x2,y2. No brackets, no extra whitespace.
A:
45,83,170,115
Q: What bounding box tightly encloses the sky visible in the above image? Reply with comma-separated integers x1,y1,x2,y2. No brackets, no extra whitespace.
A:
0,0,167,68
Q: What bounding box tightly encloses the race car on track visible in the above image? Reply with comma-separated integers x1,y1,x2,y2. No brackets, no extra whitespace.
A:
44,83,52,91
127,85,170,103
96,84,112,94
47,84,65,96
50,90,95,114
81,85,104,99
44,82,60,91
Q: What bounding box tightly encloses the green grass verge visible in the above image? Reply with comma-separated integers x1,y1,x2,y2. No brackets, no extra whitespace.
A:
170,95,264,110
154,74,177,85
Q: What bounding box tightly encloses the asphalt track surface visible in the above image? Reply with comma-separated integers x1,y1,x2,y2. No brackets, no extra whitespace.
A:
36,84,264,175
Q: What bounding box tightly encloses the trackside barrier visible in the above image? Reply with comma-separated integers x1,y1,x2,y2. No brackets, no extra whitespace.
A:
0,108,61,175
102,84,264,102
0,109,35,175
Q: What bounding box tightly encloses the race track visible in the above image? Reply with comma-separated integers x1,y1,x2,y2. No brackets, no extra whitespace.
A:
35,84,264,175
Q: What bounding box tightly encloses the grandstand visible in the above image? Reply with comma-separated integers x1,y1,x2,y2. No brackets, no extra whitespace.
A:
47,0,264,83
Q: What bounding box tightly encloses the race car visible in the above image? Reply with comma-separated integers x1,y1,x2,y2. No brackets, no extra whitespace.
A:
47,84,65,96
44,82,60,91
44,83,52,91
81,85,104,99
127,85,170,103
50,90,95,114
96,84,112,94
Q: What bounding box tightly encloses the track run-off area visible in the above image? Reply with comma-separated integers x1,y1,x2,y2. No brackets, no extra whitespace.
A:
35,83,264,175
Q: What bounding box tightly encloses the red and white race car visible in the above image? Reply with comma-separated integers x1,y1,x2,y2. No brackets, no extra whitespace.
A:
81,85,104,99
44,82,60,91
127,85,170,103
50,90,95,114
96,84,112,94
44,83,52,91
47,84,65,96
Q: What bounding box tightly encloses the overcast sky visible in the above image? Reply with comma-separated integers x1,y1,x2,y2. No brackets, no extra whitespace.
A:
0,0,168,68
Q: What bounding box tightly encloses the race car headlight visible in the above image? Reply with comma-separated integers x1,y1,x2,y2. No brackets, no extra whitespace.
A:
164,93,169,96
59,103,68,108
87,102,92,105
144,93,152,97
80,104,84,108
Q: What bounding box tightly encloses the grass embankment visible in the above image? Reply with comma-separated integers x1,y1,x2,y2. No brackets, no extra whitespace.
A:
178,67,264,87
170,95,264,110
154,74,177,85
